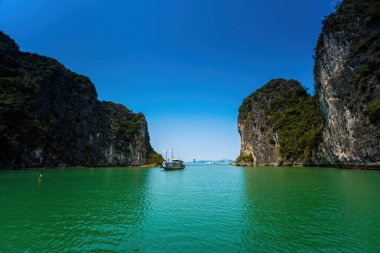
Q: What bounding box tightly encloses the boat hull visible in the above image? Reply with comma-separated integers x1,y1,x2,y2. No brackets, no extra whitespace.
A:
161,159,185,170
161,165,185,170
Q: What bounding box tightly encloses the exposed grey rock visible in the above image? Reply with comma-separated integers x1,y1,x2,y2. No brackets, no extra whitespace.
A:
314,0,380,166
237,79,322,167
236,0,380,168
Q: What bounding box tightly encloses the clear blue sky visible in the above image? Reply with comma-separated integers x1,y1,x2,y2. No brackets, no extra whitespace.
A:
0,0,335,161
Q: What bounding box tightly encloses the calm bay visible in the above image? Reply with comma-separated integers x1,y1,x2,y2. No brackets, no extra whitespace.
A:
1,165,380,252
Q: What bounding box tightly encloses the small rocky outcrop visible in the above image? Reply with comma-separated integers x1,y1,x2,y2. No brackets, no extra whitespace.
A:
237,79,322,166
0,32,163,169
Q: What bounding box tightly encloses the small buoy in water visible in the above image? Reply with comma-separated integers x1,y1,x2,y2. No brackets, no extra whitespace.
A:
38,173,42,185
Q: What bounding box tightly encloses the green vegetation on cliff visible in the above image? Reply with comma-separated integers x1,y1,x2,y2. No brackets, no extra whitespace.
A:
365,99,380,123
0,36,48,164
146,151,164,166
268,88,323,161
0,31,158,168
0,80,48,164
237,0,379,167
235,154,254,164
237,79,323,164
321,0,380,34
317,0,380,117
312,0,380,166
119,113,145,142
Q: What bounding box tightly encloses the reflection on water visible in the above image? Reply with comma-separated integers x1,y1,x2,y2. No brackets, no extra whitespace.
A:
141,165,245,252
0,167,151,252
241,167,380,252
37,173,42,186
0,165,380,252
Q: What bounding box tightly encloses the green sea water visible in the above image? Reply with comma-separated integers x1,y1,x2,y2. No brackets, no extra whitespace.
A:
1,165,380,252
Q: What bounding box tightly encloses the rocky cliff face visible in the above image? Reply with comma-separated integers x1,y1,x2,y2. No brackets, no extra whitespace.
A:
237,0,379,168
237,79,322,166
237,80,290,166
0,32,162,169
314,0,380,166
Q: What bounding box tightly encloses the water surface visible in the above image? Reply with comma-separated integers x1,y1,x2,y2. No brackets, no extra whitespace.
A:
1,165,379,252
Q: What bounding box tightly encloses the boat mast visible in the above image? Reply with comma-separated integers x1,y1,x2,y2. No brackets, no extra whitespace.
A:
172,148,174,161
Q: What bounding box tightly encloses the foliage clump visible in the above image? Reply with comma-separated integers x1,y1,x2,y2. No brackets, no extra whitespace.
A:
119,113,144,142
316,0,380,108
364,99,380,123
321,0,380,34
146,151,164,166
0,76,47,165
267,88,323,161
235,154,253,164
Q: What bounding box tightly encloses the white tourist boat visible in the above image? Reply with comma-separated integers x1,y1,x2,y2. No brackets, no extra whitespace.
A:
161,149,185,170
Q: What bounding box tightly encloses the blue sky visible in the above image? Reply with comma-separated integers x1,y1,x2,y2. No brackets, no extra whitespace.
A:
0,0,334,161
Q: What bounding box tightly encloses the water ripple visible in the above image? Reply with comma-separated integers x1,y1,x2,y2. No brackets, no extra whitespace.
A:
0,166,379,252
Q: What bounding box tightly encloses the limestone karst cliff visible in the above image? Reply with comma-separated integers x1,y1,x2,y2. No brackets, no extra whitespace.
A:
237,0,379,168
0,32,163,169
237,79,322,166
314,0,380,166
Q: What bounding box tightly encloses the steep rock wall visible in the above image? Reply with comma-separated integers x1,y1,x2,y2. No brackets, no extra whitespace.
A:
314,0,380,166
237,79,322,166
236,0,380,168
0,32,161,168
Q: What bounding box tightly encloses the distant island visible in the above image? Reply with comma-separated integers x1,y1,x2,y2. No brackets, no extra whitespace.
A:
186,159,234,165
236,0,379,169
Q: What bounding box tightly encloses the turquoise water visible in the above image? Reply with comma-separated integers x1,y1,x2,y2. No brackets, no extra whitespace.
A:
1,165,380,252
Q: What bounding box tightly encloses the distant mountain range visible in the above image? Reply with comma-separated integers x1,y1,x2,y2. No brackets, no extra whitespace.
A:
185,159,234,165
